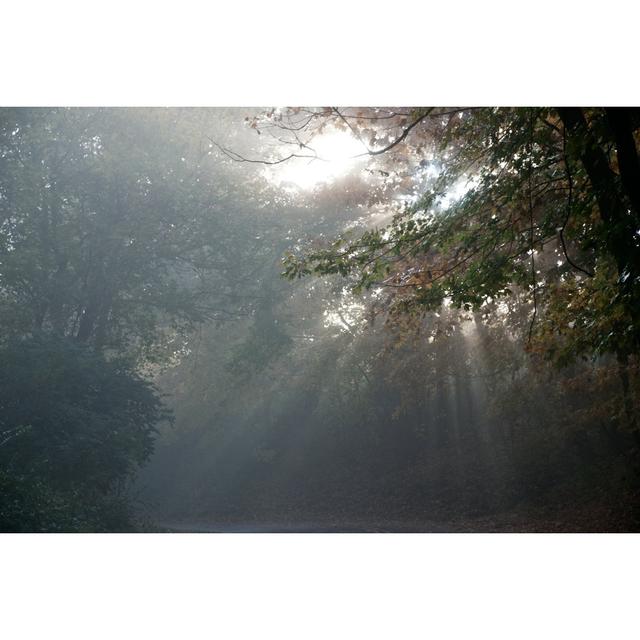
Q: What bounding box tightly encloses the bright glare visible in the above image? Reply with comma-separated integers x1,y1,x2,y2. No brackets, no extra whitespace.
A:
266,129,365,190
440,175,479,208
323,288,366,333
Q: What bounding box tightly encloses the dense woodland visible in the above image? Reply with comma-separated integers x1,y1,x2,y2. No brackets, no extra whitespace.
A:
1,107,639,531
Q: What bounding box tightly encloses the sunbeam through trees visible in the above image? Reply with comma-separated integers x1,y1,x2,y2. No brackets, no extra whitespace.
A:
1,107,640,532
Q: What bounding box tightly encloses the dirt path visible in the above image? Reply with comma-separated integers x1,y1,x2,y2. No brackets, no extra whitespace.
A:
159,519,480,533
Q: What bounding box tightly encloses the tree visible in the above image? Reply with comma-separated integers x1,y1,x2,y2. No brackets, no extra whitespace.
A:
0,108,268,362
136,108,640,530
0,333,169,531
0,108,276,530
277,108,638,353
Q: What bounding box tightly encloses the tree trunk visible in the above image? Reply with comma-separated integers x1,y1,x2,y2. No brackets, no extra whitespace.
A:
604,107,640,220
558,107,640,346
557,108,639,268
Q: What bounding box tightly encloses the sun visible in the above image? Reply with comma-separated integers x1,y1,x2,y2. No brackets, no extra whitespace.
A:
265,128,366,190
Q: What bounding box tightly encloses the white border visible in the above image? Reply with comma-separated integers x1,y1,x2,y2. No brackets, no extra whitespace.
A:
1,1,639,105
1,534,639,640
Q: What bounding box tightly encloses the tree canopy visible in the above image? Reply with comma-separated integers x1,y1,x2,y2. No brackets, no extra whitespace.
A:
279,108,640,363
0,108,286,530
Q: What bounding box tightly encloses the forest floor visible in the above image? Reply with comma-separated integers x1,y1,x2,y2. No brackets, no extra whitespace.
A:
146,470,640,533
157,494,640,533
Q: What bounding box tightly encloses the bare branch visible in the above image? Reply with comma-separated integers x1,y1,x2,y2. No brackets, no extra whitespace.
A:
211,108,435,167
208,137,322,166
355,109,434,157
559,126,595,278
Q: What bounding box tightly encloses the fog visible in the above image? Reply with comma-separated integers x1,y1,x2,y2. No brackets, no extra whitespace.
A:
1,107,639,532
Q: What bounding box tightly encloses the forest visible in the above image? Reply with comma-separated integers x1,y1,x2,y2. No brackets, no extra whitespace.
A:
1,107,639,532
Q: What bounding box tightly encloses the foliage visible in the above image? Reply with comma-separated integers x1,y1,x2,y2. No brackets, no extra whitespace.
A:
0,108,276,530
4,107,639,531
281,107,640,362
0,108,266,362
0,334,169,531
133,106,640,530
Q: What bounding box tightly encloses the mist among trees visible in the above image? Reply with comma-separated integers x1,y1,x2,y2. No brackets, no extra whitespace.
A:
1,107,639,532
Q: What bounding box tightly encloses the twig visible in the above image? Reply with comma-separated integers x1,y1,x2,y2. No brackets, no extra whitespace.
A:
559,126,594,277
354,109,434,157
208,138,322,166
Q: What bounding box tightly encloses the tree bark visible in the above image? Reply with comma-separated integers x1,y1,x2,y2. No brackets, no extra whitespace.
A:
604,107,640,221
558,107,640,344
557,108,638,265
